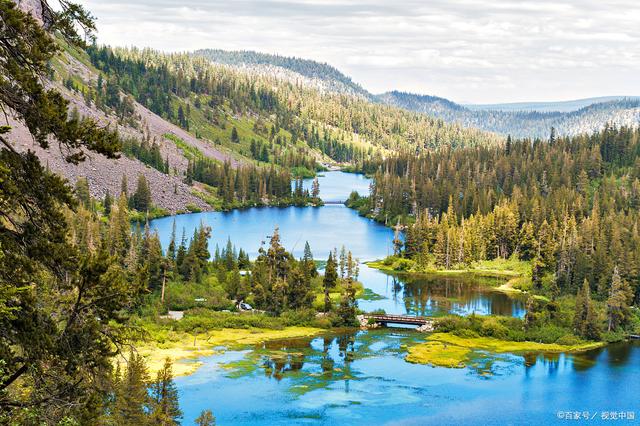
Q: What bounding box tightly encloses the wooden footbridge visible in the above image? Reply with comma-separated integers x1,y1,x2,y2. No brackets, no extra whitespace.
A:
362,314,432,327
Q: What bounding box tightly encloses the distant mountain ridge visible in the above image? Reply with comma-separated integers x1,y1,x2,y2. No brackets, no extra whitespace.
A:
382,91,640,139
465,96,640,113
191,48,640,139
193,49,371,98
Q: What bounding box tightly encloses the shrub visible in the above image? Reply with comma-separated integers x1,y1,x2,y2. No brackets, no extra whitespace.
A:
525,324,569,344
435,315,471,332
280,309,317,326
452,329,479,338
479,317,510,340
555,334,581,346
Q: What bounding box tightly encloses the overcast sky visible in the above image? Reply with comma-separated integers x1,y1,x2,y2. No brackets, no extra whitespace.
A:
80,0,640,104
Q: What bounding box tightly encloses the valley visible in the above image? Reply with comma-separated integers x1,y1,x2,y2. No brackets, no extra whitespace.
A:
2,1,640,425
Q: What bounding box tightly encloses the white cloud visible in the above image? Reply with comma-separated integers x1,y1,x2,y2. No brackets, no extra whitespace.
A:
79,0,640,103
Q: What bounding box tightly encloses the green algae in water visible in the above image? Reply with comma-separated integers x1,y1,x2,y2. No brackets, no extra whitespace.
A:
358,288,387,301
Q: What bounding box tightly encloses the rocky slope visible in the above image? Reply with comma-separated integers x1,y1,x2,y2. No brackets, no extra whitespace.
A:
7,53,232,213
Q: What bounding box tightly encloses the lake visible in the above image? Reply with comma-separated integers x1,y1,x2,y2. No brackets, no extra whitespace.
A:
175,331,640,425
149,171,640,425
150,172,525,317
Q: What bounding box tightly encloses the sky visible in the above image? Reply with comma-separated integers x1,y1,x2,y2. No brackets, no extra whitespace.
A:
79,0,640,104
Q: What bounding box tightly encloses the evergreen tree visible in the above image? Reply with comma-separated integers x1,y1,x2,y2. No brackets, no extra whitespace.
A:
121,173,129,196
339,246,347,279
104,189,113,216
287,264,313,309
175,228,187,277
75,177,91,209
237,248,250,269
167,219,177,261
574,279,600,340
231,126,240,143
311,177,320,199
131,174,152,212
606,266,633,331
195,409,216,426
302,241,317,277
323,252,338,312
150,358,182,425
337,276,358,326
113,351,151,425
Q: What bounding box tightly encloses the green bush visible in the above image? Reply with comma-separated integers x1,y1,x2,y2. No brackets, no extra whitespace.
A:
555,334,581,346
452,328,479,338
279,309,317,326
525,324,569,344
434,315,471,332
479,317,510,340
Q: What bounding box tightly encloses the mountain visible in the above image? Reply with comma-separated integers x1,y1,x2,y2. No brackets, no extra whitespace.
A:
465,96,640,113
380,91,640,139
8,34,498,214
193,49,640,139
193,49,371,98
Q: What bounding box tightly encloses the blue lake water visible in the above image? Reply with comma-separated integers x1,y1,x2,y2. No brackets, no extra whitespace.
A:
174,331,640,426
150,172,525,317
149,171,639,425
299,171,371,202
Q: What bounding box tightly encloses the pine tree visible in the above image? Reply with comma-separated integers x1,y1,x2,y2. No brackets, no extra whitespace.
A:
75,177,91,209
121,173,129,196
132,174,152,212
113,351,151,425
150,358,182,425
167,219,177,261
311,177,320,199
104,189,113,216
606,266,633,331
195,410,216,426
231,126,240,143
302,241,317,277
337,276,358,326
287,264,313,309
323,252,338,312
339,246,347,279
175,228,187,277
574,279,600,340
392,218,403,256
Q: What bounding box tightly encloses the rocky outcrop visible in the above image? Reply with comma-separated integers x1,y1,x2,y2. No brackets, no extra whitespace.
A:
416,321,435,333
356,315,379,329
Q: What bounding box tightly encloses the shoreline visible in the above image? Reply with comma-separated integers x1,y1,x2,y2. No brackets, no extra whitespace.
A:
134,325,325,377
406,332,607,368
365,257,532,297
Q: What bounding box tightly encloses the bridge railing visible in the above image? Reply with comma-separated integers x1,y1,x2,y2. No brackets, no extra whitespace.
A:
363,314,431,324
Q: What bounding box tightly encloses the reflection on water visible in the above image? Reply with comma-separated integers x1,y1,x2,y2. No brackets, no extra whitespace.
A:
150,171,525,317
399,274,527,318
358,268,526,318
176,331,640,425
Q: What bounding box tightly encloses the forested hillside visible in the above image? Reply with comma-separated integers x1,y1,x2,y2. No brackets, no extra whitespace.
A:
0,3,350,422
193,49,371,98
350,125,640,338
192,48,640,140
8,35,499,215
87,46,496,155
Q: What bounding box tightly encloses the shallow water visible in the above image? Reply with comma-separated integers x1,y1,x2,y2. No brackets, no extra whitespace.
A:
150,172,638,425
175,330,640,425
